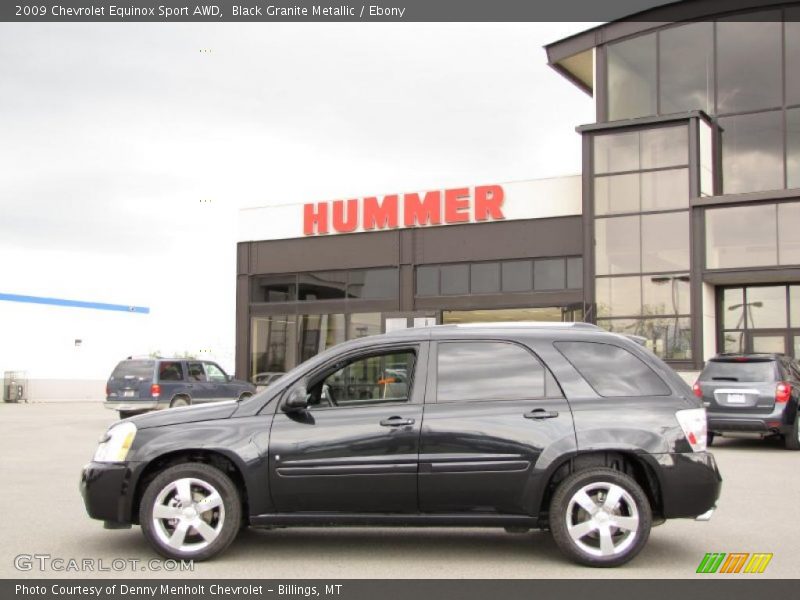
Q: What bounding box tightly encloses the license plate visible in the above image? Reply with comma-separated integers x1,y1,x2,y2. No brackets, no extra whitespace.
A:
727,393,746,404
123,390,135,398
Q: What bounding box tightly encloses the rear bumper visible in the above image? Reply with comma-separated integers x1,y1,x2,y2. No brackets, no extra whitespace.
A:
103,400,165,412
655,452,722,519
707,405,790,436
80,461,144,525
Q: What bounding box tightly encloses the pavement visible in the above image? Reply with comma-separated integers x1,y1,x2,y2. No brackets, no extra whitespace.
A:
0,401,797,579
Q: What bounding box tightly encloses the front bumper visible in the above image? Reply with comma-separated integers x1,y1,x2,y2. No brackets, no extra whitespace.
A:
654,451,722,519
80,461,143,525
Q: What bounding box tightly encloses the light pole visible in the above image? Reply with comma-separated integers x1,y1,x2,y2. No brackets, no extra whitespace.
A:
650,275,691,356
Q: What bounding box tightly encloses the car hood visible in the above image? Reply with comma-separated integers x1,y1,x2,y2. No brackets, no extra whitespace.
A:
127,401,238,429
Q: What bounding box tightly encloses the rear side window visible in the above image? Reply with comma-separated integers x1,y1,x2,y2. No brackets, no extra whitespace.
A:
158,361,184,382
555,341,670,397
700,360,777,382
111,360,154,380
437,341,555,402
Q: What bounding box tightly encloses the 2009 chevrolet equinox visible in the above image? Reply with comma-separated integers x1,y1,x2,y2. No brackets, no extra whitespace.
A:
81,322,721,567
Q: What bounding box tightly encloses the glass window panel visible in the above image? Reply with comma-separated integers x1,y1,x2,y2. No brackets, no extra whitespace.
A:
699,120,714,197
717,15,782,114
792,286,800,328
567,257,583,289
501,260,533,292
638,317,693,360
596,318,641,335
778,202,800,265
299,314,346,362
437,342,545,402
641,211,690,272
595,215,641,275
723,331,744,354
640,126,688,170
594,173,640,215
720,111,783,194
788,108,800,190
416,266,438,296
745,286,787,329
440,264,469,296
348,268,398,299
470,262,500,294
534,258,566,290
556,341,670,396
348,313,382,340
320,351,415,406
643,274,691,316
607,33,657,121
659,22,714,114
788,14,800,106
443,307,568,324
641,168,689,212
706,205,778,269
596,276,641,318
594,131,639,174
298,271,347,300
250,315,297,379
251,275,296,303
722,288,744,330
751,335,786,354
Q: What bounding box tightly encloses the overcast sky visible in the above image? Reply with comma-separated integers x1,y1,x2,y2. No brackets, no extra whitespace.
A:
0,22,595,373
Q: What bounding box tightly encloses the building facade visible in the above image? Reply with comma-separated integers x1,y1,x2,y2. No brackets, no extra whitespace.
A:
236,1,800,379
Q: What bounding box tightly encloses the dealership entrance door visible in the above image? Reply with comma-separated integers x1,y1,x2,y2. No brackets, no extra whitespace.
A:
718,285,800,358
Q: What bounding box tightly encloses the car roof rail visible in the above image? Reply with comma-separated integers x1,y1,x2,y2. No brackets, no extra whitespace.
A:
452,321,602,330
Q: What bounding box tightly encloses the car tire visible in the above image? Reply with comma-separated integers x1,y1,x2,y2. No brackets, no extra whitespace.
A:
170,396,191,409
707,432,715,447
549,467,652,567
784,415,800,451
140,462,241,561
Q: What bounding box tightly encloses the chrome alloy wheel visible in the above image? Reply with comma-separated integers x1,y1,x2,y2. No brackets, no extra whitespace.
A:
565,482,640,557
152,478,225,552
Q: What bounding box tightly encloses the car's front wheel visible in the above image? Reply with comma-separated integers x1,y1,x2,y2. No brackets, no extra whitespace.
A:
549,467,652,567
140,463,241,561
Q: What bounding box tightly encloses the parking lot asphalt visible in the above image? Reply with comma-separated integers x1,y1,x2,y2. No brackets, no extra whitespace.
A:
0,401,797,579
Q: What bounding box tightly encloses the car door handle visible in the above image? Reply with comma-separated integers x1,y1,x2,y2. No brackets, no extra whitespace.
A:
524,409,559,420
380,416,415,427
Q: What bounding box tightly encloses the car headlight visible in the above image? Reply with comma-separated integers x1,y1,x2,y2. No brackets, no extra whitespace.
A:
93,422,137,462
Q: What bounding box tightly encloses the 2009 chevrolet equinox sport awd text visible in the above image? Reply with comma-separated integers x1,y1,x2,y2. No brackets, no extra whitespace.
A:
81,323,721,567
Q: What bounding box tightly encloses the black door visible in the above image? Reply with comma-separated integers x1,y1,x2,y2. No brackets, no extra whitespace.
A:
268,343,428,513
419,340,576,515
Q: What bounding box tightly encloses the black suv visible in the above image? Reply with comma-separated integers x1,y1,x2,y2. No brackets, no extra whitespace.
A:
695,353,800,450
105,358,255,419
81,324,720,567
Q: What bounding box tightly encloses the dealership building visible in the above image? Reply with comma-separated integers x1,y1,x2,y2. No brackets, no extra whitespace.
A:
236,1,800,379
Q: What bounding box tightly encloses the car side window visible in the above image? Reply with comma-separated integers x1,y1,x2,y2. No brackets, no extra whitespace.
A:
158,361,184,382
436,341,553,403
187,362,207,382
205,362,228,383
309,350,415,408
555,341,670,397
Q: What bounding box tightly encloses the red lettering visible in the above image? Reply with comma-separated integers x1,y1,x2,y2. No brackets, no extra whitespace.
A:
403,191,441,227
303,202,328,235
332,199,359,233
444,188,470,223
363,195,399,230
474,185,505,221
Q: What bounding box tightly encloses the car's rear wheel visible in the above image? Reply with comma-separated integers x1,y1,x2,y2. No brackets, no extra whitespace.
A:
549,467,652,567
170,396,191,409
784,415,800,451
140,462,241,561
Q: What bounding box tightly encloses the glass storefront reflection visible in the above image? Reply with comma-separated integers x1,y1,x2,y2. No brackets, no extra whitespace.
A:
250,315,298,379
299,314,346,362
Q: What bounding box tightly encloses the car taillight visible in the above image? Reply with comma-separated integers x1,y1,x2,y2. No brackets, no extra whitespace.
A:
776,382,791,403
150,383,161,398
676,408,707,452
692,382,703,398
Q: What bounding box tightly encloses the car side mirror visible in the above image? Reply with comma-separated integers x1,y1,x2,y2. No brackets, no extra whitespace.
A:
283,385,309,412
227,374,233,382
